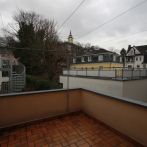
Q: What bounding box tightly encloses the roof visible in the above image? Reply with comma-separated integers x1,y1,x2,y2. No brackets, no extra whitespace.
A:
135,45,147,55
127,45,147,55
144,54,147,63
79,48,114,56
126,45,147,63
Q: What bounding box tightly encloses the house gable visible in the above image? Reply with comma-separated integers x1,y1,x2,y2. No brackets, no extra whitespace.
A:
126,47,140,56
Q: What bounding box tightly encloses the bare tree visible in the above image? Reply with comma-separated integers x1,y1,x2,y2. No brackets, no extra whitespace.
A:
120,48,127,68
4,10,60,81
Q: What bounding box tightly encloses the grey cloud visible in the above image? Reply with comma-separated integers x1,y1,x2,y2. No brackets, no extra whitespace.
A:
0,0,147,50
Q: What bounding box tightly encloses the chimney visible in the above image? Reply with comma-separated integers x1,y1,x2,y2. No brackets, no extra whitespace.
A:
128,45,131,52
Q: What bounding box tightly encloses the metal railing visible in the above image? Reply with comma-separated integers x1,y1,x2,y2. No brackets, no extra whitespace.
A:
0,63,26,94
62,68,147,80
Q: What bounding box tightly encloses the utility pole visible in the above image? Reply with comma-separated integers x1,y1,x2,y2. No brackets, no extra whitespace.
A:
66,43,71,112
9,61,13,93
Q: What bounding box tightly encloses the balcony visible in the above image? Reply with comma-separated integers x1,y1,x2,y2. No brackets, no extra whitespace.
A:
0,89,147,146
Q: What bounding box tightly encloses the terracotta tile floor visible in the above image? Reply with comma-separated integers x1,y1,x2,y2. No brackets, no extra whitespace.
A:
0,113,142,147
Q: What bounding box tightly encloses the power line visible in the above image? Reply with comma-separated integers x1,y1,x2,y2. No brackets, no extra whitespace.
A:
78,0,147,39
1,29,147,54
0,47,70,54
0,14,8,39
0,14,4,28
58,0,86,31
98,29,147,44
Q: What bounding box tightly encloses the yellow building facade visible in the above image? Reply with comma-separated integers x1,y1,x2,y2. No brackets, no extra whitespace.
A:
67,31,123,69
71,62,123,69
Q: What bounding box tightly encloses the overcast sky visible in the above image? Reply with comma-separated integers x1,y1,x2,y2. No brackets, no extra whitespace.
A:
0,0,147,52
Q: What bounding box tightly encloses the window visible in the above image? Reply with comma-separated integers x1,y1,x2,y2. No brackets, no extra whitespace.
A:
99,55,103,61
88,56,92,62
2,60,10,68
140,57,142,61
137,65,140,68
81,57,85,62
72,58,76,63
136,57,138,61
128,65,132,69
119,57,122,62
84,56,88,62
92,55,98,62
2,60,9,65
76,57,81,63
113,55,116,62
2,71,9,77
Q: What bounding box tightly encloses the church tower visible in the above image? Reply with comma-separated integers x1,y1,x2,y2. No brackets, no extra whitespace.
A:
68,30,73,44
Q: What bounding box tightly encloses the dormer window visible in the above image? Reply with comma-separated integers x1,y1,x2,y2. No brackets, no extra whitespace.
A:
113,55,116,62
72,58,76,63
88,56,92,62
99,55,103,61
81,57,85,62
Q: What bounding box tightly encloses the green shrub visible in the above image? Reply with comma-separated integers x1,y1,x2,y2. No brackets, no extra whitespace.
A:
26,75,62,91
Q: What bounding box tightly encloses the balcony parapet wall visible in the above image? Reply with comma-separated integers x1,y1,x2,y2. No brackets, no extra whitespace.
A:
0,88,147,146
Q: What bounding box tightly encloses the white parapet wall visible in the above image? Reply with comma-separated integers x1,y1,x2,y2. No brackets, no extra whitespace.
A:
123,80,147,102
60,76,123,97
60,76,147,102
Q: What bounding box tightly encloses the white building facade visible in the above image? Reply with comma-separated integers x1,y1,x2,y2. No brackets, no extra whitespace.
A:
0,50,18,91
0,49,25,93
125,45,147,68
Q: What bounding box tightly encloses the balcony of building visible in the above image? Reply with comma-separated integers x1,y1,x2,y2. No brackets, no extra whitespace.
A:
0,89,147,147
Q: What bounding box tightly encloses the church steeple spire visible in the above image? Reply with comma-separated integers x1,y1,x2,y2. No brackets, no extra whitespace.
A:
68,30,73,44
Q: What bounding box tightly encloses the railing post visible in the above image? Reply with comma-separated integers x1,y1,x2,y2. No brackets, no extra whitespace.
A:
139,69,141,79
122,68,123,80
115,69,117,79
86,68,87,77
98,68,100,77
9,64,13,93
99,68,102,78
131,69,133,80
